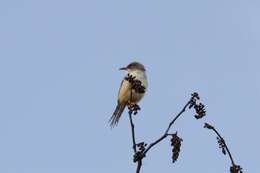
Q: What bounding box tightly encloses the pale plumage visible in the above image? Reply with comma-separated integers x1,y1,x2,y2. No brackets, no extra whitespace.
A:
109,62,148,127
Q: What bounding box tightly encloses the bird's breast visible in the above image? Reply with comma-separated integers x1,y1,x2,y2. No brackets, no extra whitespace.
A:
129,70,148,89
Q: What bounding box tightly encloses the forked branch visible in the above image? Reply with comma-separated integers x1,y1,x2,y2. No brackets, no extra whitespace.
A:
128,92,205,173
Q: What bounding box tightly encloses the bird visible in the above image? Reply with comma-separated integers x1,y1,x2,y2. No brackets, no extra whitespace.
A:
109,62,148,127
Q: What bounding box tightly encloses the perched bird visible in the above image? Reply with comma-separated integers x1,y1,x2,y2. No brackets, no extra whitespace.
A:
109,62,148,127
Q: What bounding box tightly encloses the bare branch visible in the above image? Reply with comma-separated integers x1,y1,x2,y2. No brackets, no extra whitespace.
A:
124,75,209,173
143,92,204,156
126,92,205,173
204,123,243,173
136,160,142,173
128,105,144,173
129,111,137,153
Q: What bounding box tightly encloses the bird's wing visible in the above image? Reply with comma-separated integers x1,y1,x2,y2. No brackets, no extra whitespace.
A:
117,79,131,104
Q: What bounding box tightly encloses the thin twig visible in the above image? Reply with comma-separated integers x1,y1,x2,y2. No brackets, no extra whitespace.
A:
129,111,137,153
213,128,235,165
204,123,242,173
204,123,235,165
129,111,142,173
136,160,142,173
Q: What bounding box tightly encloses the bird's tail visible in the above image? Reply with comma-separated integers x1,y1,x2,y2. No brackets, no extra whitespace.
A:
109,103,126,128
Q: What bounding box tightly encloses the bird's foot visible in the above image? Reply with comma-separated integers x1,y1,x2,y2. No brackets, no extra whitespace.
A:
128,104,141,115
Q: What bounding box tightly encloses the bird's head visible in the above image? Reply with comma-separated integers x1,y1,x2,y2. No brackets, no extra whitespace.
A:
119,62,146,73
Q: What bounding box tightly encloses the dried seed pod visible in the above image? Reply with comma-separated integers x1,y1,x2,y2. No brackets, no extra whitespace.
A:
189,92,206,119
217,137,226,155
230,164,243,173
204,123,214,129
170,133,183,163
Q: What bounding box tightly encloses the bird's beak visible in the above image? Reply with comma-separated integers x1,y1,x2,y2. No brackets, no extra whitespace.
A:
119,67,127,71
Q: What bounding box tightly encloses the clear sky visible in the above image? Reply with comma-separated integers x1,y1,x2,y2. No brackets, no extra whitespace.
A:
0,0,259,172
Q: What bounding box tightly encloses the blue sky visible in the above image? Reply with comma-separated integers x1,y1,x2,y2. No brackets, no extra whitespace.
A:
0,0,259,172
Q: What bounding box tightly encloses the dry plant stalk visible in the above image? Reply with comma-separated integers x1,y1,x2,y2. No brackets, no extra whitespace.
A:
121,76,242,173
204,123,243,173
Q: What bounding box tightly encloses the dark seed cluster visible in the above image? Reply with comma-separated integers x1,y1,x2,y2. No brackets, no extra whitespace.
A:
194,103,206,119
124,73,135,82
204,123,214,130
189,92,206,119
137,142,147,153
133,151,143,163
128,104,141,115
170,133,183,163
125,73,136,83
125,74,146,94
191,92,200,100
133,142,147,162
217,137,226,155
230,164,243,173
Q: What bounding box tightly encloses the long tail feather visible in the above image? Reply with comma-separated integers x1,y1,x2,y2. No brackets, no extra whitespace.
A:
109,103,126,128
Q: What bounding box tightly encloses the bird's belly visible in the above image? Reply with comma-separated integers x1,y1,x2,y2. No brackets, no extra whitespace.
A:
129,90,144,104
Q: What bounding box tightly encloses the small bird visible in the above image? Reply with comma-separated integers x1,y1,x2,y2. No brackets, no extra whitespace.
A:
109,62,148,127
